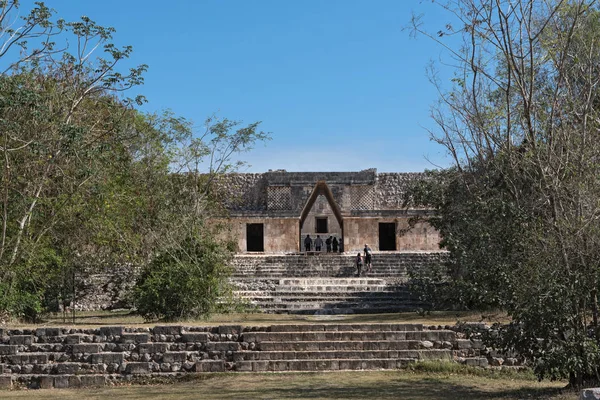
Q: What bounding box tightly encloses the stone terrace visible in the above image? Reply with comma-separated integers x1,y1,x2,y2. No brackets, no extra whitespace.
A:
230,252,447,314
0,323,502,389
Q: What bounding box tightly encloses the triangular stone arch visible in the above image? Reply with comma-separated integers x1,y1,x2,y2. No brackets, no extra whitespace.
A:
299,181,343,231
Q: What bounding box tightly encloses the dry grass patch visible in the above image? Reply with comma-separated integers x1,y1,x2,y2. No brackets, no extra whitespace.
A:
1,369,574,400
2,310,511,329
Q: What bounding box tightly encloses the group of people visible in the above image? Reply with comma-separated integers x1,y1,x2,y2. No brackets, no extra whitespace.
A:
303,235,373,276
304,234,340,253
355,244,373,277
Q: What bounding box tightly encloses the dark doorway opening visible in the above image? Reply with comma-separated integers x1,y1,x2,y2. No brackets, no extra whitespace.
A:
316,217,328,234
247,223,264,252
379,222,396,251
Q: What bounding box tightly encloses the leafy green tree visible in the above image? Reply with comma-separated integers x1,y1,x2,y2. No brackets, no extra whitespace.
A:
412,0,600,386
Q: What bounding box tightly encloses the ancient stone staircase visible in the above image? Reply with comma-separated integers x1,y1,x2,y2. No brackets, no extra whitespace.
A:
230,252,447,314
0,323,493,389
234,323,464,372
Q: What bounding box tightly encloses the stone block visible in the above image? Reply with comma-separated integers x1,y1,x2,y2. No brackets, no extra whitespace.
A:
8,353,49,364
91,352,125,364
241,333,257,343
66,375,107,388
36,328,61,337
138,343,169,354
100,326,124,336
234,361,253,372
218,325,243,335
0,376,12,389
339,359,361,370
126,362,152,374
120,333,150,344
253,361,269,372
205,342,241,352
79,375,107,387
455,339,472,350
271,360,289,372
38,376,53,389
162,352,188,363
195,360,225,372
55,363,81,375
153,326,182,336
53,376,70,389
0,345,17,355
65,335,83,344
181,333,208,343
315,360,340,371
73,344,102,354
9,335,33,345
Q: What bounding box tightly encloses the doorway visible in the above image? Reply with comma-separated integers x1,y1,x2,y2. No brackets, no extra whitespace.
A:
379,222,396,251
316,217,328,234
246,223,264,252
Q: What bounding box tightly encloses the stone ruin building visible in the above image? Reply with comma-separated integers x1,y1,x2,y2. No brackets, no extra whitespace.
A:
214,168,440,254
79,168,447,315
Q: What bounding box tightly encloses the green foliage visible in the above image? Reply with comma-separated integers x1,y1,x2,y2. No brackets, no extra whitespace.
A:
0,2,269,323
412,0,600,387
133,231,234,321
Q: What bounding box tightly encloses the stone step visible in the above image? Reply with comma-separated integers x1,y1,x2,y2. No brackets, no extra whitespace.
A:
242,330,456,343
268,323,423,332
264,306,424,315
235,358,418,372
237,295,415,302
278,278,388,285
233,349,452,361
256,340,422,352
247,301,425,310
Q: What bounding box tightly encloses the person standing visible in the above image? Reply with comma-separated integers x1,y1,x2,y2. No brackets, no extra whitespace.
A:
315,235,323,252
332,237,338,252
355,253,363,277
326,236,332,252
364,244,373,273
304,235,312,252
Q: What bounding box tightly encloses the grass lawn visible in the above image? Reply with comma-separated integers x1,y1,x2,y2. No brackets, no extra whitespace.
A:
2,369,575,400
5,310,511,328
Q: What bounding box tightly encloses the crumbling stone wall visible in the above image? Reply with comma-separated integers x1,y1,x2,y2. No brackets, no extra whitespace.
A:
375,173,428,210
0,323,524,390
211,173,268,211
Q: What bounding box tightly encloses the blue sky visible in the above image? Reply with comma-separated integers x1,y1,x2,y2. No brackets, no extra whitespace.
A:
20,0,456,172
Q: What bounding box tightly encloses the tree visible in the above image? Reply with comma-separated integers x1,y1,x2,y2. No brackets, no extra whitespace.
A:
412,0,600,386
130,113,269,321
0,1,270,323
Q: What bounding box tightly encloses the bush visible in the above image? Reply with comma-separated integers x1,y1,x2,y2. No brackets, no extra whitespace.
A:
133,232,233,321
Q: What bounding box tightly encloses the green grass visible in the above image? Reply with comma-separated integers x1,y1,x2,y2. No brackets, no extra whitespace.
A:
2,368,575,400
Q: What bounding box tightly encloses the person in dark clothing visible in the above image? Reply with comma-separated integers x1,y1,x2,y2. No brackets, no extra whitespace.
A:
315,235,323,252
326,236,332,253
332,237,338,252
364,244,373,272
304,235,312,252
355,253,363,277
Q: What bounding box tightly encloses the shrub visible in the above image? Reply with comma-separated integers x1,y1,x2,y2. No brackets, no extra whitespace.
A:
133,232,233,321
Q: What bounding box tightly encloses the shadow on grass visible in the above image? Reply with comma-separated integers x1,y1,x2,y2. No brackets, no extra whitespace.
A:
211,380,570,400
3,372,574,400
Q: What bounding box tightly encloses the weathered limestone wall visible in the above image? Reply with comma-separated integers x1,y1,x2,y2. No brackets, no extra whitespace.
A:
375,173,428,210
212,173,268,211
226,217,299,253
343,217,441,253
211,170,430,214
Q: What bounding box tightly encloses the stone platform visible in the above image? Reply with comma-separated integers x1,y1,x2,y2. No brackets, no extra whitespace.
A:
230,252,447,314
0,322,498,389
